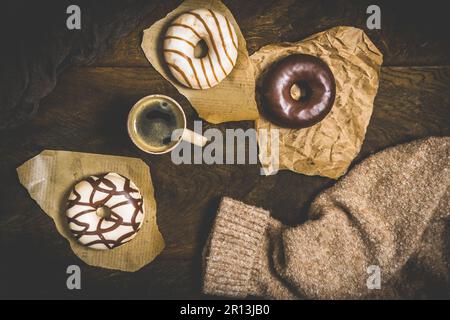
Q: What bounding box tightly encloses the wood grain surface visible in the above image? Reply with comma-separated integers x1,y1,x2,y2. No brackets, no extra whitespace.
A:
91,0,450,67
1,0,449,299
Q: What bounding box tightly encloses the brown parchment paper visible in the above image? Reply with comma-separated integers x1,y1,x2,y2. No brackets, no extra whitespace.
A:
141,0,258,124
254,26,383,179
16,150,165,272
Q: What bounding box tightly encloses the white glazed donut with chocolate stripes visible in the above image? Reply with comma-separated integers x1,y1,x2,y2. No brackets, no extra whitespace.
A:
164,8,238,89
66,172,145,250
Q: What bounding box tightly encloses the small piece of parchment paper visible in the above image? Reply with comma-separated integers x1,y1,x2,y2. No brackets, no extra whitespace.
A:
17,150,165,272
254,26,383,179
141,0,259,124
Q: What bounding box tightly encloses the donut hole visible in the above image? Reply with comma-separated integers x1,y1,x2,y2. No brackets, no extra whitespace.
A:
290,81,312,102
96,206,112,219
194,39,208,58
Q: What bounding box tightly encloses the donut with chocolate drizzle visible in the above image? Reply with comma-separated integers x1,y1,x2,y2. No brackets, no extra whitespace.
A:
66,172,145,250
261,54,336,128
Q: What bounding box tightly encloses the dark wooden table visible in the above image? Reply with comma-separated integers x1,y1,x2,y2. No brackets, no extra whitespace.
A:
1,0,449,299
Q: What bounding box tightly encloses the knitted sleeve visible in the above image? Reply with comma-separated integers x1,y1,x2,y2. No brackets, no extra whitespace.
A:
202,137,450,299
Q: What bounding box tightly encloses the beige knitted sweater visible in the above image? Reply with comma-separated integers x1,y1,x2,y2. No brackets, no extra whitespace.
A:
203,137,450,299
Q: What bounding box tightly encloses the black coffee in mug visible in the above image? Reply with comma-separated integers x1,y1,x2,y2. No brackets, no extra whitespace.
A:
128,95,185,154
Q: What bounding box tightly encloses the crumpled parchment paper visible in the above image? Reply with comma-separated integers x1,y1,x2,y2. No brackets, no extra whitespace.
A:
17,150,165,272
253,26,383,179
141,0,259,124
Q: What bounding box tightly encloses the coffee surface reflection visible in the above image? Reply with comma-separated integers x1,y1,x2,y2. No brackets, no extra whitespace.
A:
128,95,185,154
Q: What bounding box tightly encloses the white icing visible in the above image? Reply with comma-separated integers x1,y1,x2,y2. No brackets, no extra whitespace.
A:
66,172,145,250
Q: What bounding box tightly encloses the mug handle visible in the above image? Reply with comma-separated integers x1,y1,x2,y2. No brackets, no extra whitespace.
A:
181,129,208,147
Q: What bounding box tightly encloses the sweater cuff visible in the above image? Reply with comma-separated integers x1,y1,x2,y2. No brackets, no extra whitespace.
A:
203,197,270,298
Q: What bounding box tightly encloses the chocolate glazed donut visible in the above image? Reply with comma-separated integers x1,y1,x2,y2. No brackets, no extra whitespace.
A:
261,54,336,128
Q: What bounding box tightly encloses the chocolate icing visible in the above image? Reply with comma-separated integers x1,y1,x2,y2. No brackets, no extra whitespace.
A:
261,54,336,128
66,173,144,249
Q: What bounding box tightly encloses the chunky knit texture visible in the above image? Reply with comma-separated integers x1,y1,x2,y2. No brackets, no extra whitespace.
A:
203,137,450,299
